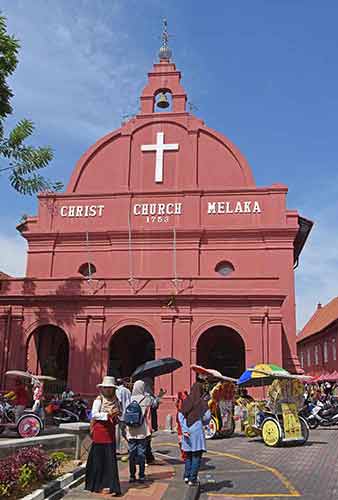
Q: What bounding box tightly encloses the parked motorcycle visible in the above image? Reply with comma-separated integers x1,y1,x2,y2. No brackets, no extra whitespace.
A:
46,397,89,425
300,398,338,429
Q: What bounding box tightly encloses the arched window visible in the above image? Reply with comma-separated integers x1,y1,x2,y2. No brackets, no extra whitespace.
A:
78,263,96,278
307,348,311,367
215,261,235,277
314,345,319,365
332,338,336,361
323,341,328,363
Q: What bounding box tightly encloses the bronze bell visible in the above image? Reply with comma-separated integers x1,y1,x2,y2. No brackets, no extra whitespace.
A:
156,92,169,109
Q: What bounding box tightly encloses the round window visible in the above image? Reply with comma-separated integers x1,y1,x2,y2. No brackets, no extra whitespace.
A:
215,261,234,277
78,263,96,278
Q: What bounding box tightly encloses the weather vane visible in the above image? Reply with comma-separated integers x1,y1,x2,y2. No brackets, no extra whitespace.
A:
158,18,172,61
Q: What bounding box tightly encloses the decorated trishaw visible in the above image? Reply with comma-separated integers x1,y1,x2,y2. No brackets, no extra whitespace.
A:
191,364,237,440
238,364,309,447
0,370,55,438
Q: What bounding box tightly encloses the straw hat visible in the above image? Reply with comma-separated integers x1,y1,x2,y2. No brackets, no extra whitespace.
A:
97,376,118,388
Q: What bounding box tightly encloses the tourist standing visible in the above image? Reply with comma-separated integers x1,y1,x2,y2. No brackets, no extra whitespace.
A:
126,380,152,483
176,390,189,460
143,377,166,464
62,386,75,400
116,378,131,454
179,382,211,486
85,376,121,497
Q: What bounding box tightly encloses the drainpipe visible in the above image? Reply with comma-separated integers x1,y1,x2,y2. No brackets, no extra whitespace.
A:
2,307,12,387
0,311,8,388
83,316,90,391
264,308,270,363
261,316,265,365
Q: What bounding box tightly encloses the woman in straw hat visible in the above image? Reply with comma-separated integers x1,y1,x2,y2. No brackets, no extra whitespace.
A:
85,376,121,496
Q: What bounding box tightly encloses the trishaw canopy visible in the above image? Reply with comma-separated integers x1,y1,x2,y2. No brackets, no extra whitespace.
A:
191,364,237,382
238,364,293,387
5,370,56,383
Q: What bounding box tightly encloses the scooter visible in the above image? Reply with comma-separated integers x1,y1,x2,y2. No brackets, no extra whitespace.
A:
46,398,89,425
302,399,338,429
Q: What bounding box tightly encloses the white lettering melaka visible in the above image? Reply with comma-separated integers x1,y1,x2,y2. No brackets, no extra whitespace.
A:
60,205,105,217
207,201,262,214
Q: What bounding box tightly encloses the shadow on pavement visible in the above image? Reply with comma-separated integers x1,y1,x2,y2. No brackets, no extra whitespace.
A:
200,479,234,493
200,457,216,472
155,449,183,465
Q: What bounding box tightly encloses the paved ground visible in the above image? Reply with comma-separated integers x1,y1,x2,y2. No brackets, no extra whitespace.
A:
64,427,338,500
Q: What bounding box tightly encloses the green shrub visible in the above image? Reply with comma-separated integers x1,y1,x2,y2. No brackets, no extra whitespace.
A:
0,445,68,497
0,482,11,497
18,463,37,489
50,451,69,464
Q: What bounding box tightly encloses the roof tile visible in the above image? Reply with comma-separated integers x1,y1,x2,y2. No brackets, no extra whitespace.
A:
297,297,338,342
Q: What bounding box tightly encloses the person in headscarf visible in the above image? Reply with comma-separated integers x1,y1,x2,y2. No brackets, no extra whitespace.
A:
85,376,121,497
126,380,152,483
178,382,211,486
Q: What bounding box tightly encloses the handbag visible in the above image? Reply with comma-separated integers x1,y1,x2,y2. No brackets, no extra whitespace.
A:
89,396,103,439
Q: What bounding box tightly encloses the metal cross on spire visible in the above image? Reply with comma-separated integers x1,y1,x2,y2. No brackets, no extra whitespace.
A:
162,18,169,48
158,18,172,61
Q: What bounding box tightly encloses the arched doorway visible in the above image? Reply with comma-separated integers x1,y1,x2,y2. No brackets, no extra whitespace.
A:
108,326,155,378
26,325,69,382
197,325,245,379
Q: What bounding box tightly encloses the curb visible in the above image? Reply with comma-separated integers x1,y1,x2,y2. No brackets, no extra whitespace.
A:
22,464,86,500
0,433,77,460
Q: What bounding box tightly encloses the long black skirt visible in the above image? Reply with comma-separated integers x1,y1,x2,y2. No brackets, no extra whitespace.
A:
85,442,121,494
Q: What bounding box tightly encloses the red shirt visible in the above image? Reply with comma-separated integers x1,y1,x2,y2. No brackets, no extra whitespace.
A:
14,385,29,407
92,418,116,444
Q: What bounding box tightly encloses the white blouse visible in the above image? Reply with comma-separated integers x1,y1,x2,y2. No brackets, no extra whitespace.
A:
91,397,108,421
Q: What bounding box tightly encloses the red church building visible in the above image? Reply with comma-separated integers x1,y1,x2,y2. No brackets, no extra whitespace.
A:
0,33,312,420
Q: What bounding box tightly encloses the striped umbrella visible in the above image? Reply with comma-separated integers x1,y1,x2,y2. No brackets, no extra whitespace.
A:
238,363,291,387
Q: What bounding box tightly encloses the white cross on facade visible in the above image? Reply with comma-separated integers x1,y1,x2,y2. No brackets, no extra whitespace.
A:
141,132,179,183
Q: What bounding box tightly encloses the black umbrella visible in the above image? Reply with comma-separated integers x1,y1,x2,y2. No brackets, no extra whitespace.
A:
131,357,182,381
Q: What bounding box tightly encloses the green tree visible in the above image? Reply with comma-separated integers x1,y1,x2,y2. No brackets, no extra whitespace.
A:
0,14,62,195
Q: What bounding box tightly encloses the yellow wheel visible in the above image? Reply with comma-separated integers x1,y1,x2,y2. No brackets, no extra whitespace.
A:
262,418,281,447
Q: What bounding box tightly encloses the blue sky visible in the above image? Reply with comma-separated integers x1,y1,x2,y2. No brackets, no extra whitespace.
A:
0,0,337,329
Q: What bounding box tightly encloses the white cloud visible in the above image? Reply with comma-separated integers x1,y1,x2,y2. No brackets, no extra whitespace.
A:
2,1,148,145
0,232,26,276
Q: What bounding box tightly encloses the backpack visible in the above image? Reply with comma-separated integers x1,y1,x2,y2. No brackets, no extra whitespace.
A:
124,397,145,427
